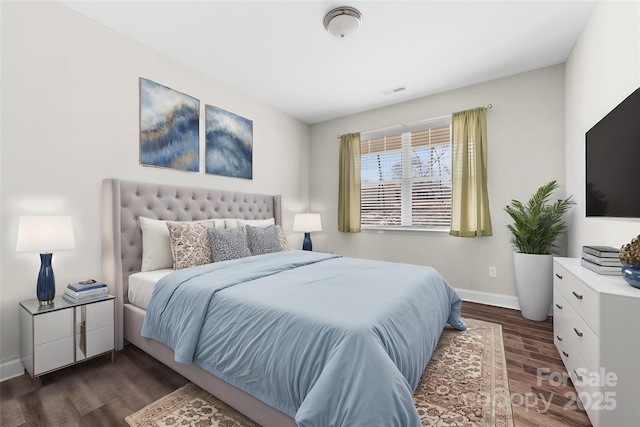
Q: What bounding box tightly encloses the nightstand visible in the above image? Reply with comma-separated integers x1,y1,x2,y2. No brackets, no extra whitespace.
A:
19,295,115,381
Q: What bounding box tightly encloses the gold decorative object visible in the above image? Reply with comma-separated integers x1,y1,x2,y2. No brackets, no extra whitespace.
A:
619,234,640,265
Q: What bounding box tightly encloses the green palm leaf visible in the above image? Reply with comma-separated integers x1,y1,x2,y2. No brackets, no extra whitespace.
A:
504,180,575,255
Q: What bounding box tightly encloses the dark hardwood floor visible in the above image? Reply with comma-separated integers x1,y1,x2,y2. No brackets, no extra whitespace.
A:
461,302,591,427
1,301,591,427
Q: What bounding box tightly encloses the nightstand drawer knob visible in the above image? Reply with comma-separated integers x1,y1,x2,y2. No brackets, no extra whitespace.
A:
574,370,583,381
572,291,583,300
563,351,569,358
574,328,583,337
556,335,563,342
555,273,563,279
555,303,563,309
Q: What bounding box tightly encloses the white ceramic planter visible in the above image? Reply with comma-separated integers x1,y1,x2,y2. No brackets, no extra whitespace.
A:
513,252,553,321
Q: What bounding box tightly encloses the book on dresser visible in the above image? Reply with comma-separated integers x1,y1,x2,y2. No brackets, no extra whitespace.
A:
580,258,622,275
582,245,620,258
581,251,623,267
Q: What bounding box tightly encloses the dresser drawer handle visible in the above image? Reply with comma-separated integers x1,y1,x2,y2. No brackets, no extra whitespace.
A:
563,351,569,358
574,328,583,337
555,303,563,309
555,273,563,279
556,335,563,342
572,291,583,300
574,370,583,381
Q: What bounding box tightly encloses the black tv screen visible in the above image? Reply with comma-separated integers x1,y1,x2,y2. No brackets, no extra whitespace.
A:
585,86,640,218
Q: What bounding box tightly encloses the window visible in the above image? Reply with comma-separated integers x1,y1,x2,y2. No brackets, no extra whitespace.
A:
360,117,452,230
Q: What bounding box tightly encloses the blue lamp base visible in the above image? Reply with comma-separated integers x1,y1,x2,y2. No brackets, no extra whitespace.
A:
37,252,55,305
302,232,313,251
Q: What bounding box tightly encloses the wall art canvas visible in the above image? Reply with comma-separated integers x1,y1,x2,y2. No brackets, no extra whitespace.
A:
139,78,200,172
205,105,253,179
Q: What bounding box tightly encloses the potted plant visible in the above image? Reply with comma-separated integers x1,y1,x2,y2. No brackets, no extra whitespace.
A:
505,180,575,321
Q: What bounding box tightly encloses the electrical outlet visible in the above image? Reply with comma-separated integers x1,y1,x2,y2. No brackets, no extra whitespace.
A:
489,267,497,278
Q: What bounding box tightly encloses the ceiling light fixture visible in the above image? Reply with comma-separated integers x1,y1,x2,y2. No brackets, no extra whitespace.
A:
323,6,362,39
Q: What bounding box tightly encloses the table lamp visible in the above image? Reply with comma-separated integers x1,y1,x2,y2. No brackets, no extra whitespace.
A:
293,213,322,251
16,216,75,305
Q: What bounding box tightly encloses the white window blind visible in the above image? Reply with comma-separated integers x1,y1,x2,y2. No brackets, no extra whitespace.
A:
360,117,452,230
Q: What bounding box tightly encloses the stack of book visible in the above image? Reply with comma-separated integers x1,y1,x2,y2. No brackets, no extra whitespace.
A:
581,246,622,275
63,280,108,302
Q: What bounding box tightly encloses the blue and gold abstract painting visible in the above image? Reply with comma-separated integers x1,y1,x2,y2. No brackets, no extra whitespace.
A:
205,105,253,179
140,78,200,172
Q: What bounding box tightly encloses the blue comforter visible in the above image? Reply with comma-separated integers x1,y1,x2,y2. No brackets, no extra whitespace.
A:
142,250,466,427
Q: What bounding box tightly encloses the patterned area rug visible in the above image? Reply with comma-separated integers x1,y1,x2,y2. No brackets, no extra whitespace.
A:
125,318,513,427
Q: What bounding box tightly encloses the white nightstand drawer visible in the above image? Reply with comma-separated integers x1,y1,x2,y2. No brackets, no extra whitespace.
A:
554,264,601,336
87,325,114,358
33,309,73,345
34,336,74,375
85,299,114,330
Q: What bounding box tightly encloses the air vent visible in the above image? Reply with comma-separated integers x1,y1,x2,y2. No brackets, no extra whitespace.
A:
379,86,406,96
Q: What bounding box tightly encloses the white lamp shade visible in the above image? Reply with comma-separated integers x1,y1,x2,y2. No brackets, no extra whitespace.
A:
16,216,75,252
293,214,322,232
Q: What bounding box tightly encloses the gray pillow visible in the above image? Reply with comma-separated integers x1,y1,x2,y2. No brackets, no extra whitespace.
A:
207,227,251,262
246,225,283,256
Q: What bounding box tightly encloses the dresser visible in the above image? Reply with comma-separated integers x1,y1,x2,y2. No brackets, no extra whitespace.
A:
553,258,640,427
19,295,115,381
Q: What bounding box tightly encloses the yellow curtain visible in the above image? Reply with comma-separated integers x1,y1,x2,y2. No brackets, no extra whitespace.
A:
450,107,493,237
338,132,361,233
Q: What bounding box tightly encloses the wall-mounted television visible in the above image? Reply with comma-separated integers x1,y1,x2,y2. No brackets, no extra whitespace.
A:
585,86,640,218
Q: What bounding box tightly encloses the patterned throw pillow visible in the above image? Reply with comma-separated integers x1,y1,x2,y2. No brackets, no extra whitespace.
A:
140,217,223,271
166,222,213,269
207,227,252,262
275,225,290,251
246,225,283,255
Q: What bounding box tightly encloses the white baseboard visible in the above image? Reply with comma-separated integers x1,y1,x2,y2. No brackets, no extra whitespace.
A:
456,288,554,317
455,288,521,311
0,357,25,382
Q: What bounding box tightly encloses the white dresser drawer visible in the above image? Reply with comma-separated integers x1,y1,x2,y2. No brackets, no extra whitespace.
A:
559,338,602,427
553,288,600,371
554,263,601,336
553,316,579,371
555,321,602,427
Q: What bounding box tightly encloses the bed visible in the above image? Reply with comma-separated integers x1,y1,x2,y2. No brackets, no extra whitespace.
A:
102,178,466,427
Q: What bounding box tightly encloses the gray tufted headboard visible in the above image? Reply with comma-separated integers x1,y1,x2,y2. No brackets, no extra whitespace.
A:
102,178,282,349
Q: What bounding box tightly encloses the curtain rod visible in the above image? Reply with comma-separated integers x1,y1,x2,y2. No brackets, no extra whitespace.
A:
337,104,492,139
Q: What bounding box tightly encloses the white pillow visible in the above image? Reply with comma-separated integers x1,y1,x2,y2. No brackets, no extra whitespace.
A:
140,217,224,271
224,218,275,229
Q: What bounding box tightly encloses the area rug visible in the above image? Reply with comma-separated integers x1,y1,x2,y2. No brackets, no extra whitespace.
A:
125,318,513,427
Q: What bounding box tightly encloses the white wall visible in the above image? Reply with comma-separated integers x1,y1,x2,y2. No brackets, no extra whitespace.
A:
309,65,567,301
565,0,640,255
0,1,310,378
